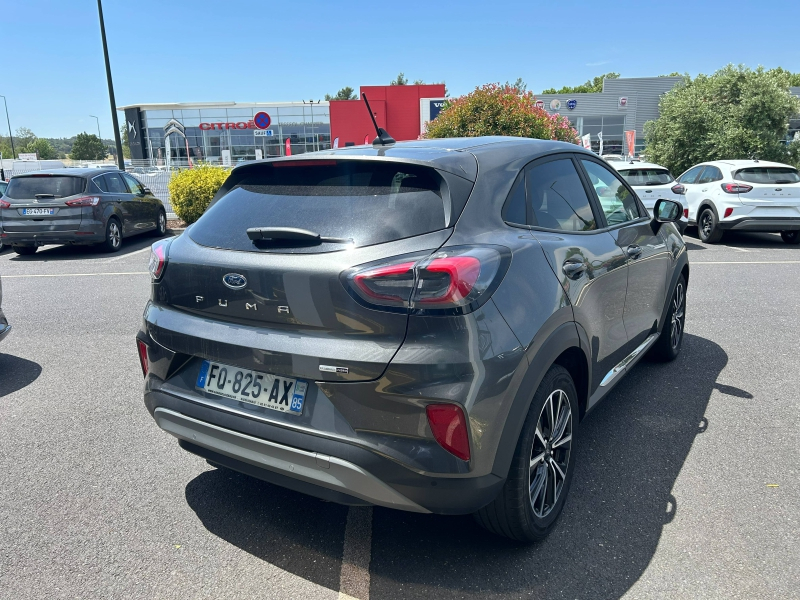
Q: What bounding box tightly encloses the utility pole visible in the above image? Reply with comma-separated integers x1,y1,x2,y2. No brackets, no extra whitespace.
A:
0,95,15,159
96,0,125,170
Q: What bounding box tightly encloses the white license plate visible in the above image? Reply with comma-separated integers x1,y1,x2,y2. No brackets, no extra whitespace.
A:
22,208,55,216
196,360,307,415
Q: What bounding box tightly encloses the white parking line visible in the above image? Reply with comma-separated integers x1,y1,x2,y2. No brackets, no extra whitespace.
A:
105,246,153,262
691,261,800,264
2,272,149,278
338,506,373,600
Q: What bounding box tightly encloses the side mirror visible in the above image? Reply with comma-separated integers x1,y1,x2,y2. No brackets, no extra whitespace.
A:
143,187,152,195
653,199,682,223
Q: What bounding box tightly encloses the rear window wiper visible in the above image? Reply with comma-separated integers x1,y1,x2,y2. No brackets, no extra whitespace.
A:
774,179,794,184
35,194,57,199
246,227,353,245
644,181,666,186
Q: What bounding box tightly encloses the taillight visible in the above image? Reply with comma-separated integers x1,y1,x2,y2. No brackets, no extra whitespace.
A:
137,339,149,377
721,183,753,194
426,404,470,461
65,196,101,207
683,209,689,219
344,245,510,315
148,238,172,280
724,208,734,218
0,199,10,209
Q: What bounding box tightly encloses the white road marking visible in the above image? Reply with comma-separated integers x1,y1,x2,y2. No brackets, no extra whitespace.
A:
105,246,152,262
2,272,149,278
338,506,373,600
723,245,750,252
691,261,800,265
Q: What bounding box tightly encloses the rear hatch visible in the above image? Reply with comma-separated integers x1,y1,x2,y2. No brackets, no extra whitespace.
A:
734,166,800,207
1,173,87,233
151,157,475,382
616,167,679,209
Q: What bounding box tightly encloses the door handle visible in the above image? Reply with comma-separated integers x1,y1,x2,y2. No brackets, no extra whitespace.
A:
562,259,587,280
626,244,643,259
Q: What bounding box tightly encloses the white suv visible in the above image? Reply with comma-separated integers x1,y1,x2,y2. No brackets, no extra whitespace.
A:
675,160,800,244
609,161,688,233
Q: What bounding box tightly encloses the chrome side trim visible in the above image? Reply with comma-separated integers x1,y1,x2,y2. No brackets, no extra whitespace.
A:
599,333,659,387
153,408,430,514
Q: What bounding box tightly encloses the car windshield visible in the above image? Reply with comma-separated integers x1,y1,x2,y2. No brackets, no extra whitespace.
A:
734,167,800,184
5,175,86,202
617,168,674,186
189,160,455,253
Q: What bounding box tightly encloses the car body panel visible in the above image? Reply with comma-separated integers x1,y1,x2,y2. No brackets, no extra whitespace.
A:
0,276,9,342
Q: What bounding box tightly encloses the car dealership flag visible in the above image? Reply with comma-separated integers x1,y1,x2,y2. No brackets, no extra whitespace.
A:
285,137,291,156
581,133,591,150
364,134,370,145
597,131,603,155
625,130,636,158
333,137,339,149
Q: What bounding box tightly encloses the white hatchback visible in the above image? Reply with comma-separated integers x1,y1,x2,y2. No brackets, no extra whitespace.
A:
609,161,688,233
675,160,800,244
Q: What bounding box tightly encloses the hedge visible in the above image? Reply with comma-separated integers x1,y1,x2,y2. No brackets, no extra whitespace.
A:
168,165,231,224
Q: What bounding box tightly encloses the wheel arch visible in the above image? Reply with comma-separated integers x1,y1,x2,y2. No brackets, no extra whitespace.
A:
490,321,585,480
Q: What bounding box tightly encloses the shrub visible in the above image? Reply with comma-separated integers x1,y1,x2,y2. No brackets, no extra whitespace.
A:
424,83,578,143
168,164,231,224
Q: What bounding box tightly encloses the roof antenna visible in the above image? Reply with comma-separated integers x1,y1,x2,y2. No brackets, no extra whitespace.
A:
362,93,395,146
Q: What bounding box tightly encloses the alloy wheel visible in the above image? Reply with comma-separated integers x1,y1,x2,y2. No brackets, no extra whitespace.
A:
671,282,685,350
700,213,713,239
529,389,573,519
109,222,121,249
159,212,166,234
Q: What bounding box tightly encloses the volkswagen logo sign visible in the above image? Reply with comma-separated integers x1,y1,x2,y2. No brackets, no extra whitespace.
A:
222,273,247,289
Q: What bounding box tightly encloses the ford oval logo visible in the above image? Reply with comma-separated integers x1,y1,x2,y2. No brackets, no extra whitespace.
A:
222,273,247,289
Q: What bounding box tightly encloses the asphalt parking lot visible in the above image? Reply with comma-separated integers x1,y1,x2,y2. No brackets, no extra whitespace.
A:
1,230,798,600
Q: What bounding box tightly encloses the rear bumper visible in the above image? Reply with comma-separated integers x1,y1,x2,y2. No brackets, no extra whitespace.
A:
718,217,800,232
145,388,505,515
1,229,105,246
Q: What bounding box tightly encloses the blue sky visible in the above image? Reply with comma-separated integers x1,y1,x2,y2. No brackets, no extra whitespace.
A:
3,0,798,138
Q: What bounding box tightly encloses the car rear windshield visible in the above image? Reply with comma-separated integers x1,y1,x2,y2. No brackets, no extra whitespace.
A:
5,175,86,202
617,168,674,186
734,167,800,184
189,160,450,253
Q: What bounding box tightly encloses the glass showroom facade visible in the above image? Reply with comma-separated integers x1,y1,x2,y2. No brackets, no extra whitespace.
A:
122,102,331,166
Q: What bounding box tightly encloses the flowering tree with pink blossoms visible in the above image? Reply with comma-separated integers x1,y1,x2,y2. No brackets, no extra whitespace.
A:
423,83,578,143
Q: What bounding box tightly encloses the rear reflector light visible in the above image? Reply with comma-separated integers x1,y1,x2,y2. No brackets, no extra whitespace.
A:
671,184,686,195
724,208,734,218
148,239,171,280
65,196,100,207
683,209,689,219
0,199,9,209
426,404,470,461
345,245,510,316
721,183,753,194
137,339,149,377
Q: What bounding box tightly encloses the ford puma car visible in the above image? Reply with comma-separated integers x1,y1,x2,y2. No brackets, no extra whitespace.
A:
138,137,688,542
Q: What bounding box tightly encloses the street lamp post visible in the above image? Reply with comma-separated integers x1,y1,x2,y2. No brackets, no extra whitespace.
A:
89,115,102,141
0,95,15,159
96,0,125,170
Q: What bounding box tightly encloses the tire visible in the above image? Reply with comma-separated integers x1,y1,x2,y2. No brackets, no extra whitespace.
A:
474,365,577,542
13,246,37,256
100,218,122,253
650,275,687,362
151,209,167,237
698,207,724,243
780,231,800,244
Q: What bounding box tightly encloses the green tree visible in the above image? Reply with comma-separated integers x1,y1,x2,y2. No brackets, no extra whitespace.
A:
19,138,57,160
504,78,527,93
120,125,131,158
70,132,107,160
390,72,408,86
14,127,36,149
324,86,357,101
424,83,578,142
541,72,620,94
644,65,800,174
0,135,15,159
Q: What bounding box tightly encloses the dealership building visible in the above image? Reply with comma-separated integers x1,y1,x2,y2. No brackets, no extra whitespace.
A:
119,78,800,165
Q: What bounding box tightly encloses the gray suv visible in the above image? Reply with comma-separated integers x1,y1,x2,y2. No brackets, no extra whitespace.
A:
137,137,687,541
0,168,167,255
